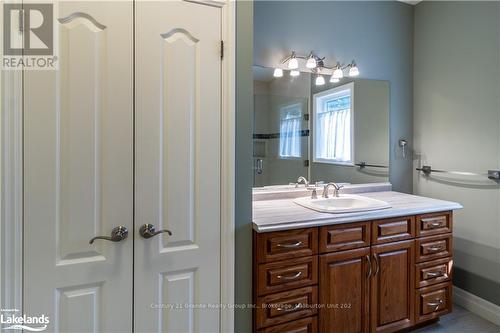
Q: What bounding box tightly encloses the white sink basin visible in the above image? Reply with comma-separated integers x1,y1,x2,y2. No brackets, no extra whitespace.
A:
294,194,391,214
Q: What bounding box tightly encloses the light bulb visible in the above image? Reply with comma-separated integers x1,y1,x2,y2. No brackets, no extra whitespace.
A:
330,76,340,83
349,63,359,77
315,75,325,86
273,68,283,77
306,56,317,69
290,70,300,77
288,57,299,70
332,63,344,79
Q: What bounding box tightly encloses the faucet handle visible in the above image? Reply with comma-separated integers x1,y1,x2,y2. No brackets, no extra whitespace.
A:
307,187,318,199
322,184,330,198
296,176,309,188
336,185,345,197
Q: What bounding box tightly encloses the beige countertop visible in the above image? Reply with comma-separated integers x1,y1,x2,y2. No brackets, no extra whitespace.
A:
253,191,462,232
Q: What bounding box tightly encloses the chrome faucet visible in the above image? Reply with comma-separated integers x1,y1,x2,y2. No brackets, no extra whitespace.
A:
322,182,344,198
296,176,309,188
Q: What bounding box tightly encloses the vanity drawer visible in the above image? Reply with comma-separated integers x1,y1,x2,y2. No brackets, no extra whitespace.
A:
372,216,415,244
256,286,318,329
416,212,452,237
415,257,452,288
319,222,371,253
257,316,317,333
416,234,453,263
416,282,452,323
257,256,318,296
255,228,318,263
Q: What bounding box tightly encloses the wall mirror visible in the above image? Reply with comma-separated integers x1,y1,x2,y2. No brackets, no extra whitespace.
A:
253,65,389,188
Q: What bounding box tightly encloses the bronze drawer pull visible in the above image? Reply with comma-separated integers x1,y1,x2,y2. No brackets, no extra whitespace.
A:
427,299,444,310
428,222,443,229
276,241,303,248
277,271,302,280
427,271,444,278
427,245,444,252
276,303,302,312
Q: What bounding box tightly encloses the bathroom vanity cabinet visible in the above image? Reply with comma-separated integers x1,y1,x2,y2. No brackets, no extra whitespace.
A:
253,211,453,333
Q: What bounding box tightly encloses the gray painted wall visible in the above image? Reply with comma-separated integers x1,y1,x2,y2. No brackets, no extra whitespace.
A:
254,0,414,193
235,1,254,331
413,1,500,306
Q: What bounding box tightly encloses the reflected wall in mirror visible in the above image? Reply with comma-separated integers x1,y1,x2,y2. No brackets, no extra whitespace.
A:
253,66,310,187
253,66,389,187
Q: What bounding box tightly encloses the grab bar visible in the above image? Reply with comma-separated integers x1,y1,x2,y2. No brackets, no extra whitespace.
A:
355,161,388,169
416,165,500,180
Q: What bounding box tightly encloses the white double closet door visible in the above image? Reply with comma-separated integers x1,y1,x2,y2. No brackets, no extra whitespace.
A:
23,1,222,332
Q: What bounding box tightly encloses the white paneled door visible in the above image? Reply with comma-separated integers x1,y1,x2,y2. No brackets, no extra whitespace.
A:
134,1,221,332
24,1,134,332
23,1,222,332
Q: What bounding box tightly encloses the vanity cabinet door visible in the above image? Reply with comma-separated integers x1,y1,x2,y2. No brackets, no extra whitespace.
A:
370,240,415,333
319,247,371,333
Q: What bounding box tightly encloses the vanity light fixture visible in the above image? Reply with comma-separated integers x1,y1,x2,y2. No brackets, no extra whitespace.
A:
288,52,299,70
275,51,360,84
306,54,317,69
315,74,326,86
348,61,359,77
332,62,344,79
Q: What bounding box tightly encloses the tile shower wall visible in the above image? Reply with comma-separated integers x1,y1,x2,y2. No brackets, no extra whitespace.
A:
414,1,500,306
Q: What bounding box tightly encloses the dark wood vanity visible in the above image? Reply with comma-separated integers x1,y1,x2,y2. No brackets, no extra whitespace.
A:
253,211,454,333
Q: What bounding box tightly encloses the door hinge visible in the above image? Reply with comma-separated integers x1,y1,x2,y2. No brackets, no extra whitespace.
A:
220,40,224,60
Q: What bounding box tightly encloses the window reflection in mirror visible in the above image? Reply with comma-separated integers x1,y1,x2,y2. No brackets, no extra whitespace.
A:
313,83,354,166
279,103,302,159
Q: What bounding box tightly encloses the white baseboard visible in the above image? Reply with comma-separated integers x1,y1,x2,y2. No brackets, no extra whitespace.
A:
454,286,500,326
